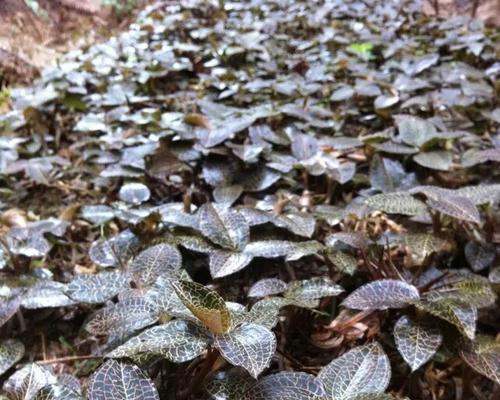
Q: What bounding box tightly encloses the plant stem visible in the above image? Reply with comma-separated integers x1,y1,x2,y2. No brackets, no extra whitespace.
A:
179,348,219,399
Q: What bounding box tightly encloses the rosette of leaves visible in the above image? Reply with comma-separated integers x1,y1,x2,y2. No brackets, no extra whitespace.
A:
107,280,277,378
188,202,324,278
207,342,402,400
248,277,344,309
341,274,496,371
75,243,194,343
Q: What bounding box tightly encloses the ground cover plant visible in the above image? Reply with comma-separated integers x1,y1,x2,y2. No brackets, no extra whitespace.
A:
0,0,499,399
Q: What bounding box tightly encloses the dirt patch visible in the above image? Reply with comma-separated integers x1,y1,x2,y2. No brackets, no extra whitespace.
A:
423,0,500,26
0,0,152,86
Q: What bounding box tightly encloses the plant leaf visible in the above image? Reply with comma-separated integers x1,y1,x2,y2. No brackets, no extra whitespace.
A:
395,115,439,147
89,229,139,268
393,316,442,371
325,232,371,249
317,342,391,400
245,372,326,400
455,184,500,205
427,196,480,223
107,320,209,363
248,278,288,298
172,280,232,334
342,280,420,310
198,203,250,250
285,277,343,301
0,298,21,328
214,323,276,378
272,213,316,238
426,275,496,308
365,192,427,216
0,339,25,377
413,151,453,171
213,185,244,206
246,298,290,329
146,276,194,320
33,385,83,400
464,242,496,272
415,299,476,339
66,271,130,304
326,251,358,275
243,240,323,260
129,243,182,286
209,250,254,278
401,233,446,261
20,281,76,309
118,183,151,205
85,297,159,337
3,363,56,400
206,374,253,400
87,360,159,400
460,337,500,384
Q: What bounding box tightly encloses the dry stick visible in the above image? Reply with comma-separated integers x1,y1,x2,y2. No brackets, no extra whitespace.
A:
16,309,26,333
324,176,337,204
37,355,103,365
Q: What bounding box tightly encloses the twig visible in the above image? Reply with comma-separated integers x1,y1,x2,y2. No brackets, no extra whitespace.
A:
37,355,102,365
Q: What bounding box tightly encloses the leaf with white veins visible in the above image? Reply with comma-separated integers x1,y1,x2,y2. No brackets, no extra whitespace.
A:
393,316,442,371
342,280,420,310
214,323,276,378
198,203,250,250
317,342,391,400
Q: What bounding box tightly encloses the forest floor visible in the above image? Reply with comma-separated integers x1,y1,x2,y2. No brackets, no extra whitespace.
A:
0,1,499,400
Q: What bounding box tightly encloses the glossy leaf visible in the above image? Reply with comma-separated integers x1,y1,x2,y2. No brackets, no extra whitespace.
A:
393,316,442,371
245,372,326,400
66,271,130,304
326,251,358,275
285,277,343,301
3,363,56,400
413,151,453,171
401,233,445,261
118,182,151,205
209,250,253,278
129,243,182,286
395,115,439,147
365,192,427,216
248,278,288,298
0,339,25,376
243,240,323,260
342,280,420,310
172,280,232,334
87,360,159,400
427,196,481,223
415,299,476,339
107,319,209,363
464,242,496,272
198,203,250,251
214,323,276,378
317,342,391,400
460,337,500,384
85,297,159,337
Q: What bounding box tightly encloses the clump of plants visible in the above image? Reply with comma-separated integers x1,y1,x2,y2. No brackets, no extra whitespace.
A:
0,0,499,399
